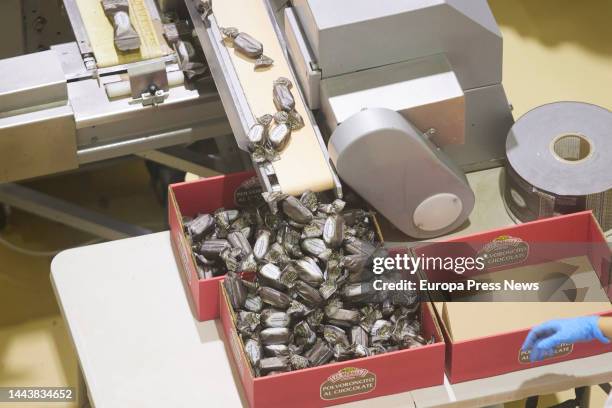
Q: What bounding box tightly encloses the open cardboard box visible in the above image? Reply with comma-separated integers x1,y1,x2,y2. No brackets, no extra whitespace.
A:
219,283,446,408
168,170,386,321
168,171,257,321
412,211,612,383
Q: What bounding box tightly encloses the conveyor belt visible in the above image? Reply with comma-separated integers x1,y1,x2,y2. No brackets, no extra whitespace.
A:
75,0,171,67
211,0,336,195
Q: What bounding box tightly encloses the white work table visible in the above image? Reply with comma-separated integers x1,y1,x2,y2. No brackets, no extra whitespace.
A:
51,232,612,408
51,169,612,407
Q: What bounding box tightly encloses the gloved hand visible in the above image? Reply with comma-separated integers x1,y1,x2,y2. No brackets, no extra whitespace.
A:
522,316,610,362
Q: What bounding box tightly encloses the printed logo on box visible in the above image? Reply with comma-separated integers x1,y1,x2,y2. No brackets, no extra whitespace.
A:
234,177,264,208
519,343,573,364
320,367,376,401
478,235,529,270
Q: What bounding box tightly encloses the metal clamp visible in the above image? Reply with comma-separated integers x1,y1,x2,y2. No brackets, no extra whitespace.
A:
127,60,170,106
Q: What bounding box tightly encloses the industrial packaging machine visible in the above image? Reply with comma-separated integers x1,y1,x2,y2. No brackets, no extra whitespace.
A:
0,0,515,239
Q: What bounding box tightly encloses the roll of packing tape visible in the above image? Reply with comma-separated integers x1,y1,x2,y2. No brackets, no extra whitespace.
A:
505,102,612,231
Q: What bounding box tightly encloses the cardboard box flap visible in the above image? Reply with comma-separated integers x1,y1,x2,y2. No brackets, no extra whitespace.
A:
443,302,611,342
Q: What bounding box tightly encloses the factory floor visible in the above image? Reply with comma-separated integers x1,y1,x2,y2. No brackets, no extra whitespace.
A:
1,0,612,406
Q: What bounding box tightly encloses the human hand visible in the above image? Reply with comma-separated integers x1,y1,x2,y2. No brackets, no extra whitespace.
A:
521,316,610,362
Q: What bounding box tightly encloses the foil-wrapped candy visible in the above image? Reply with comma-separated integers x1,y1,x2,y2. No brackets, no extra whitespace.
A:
258,286,292,309
371,319,394,343
261,309,290,328
258,114,274,127
261,327,290,345
287,109,305,131
305,339,333,367
295,259,325,287
344,236,377,257
221,26,274,69
323,325,350,347
264,243,291,266
260,357,289,374
253,229,271,260
294,280,324,306
282,196,313,224
199,190,430,378
220,247,242,272
272,77,295,112
294,321,317,347
268,123,291,151
318,280,337,301
323,215,344,248
237,311,260,335
258,263,285,290
351,326,369,348
244,338,262,368
187,213,215,240
101,0,141,52
224,273,247,310
301,238,332,260
247,123,266,148
327,308,360,326
199,239,230,258
244,294,263,312
287,300,311,320
279,263,299,288
197,0,213,19
290,353,309,370
264,344,289,357
300,190,319,212
273,111,289,126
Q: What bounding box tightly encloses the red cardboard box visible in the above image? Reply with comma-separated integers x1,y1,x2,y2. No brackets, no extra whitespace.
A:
168,171,257,321
412,211,612,383
219,285,446,408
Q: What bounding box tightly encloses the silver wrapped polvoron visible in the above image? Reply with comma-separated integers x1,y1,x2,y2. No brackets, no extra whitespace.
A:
282,196,313,224
273,77,295,112
261,328,290,345
253,229,271,260
247,123,266,146
187,214,215,240
260,357,289,374
233,32,263,58
294,259,324,287
261,310,290,328
221,27,274,69
101,0,141,51
228,231,252,256
268,123,291,151
323,215,344,248
305,339,333,367
258,287,292,309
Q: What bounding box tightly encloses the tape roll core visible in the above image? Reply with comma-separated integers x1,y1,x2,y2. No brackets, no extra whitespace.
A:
550,133,593,164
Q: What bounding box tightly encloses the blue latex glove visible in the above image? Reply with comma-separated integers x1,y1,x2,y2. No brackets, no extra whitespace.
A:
522,316,610,362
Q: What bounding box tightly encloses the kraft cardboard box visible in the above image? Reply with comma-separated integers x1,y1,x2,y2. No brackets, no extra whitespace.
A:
219,285,446,408
417,212,612,383
446,255,610,303
437,301,611,346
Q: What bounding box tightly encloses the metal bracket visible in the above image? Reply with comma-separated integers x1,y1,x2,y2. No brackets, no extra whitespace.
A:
127,60,170,106
130,89,169,106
